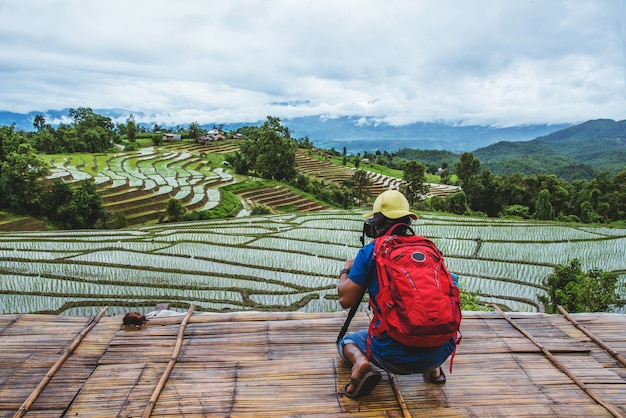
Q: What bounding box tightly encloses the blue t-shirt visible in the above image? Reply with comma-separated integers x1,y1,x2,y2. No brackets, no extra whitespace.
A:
350,241,457,372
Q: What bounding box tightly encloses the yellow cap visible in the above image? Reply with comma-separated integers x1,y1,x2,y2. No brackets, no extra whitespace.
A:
363,190,418,220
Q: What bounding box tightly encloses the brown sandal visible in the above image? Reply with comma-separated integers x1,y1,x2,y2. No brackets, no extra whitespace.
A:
344,370,382,399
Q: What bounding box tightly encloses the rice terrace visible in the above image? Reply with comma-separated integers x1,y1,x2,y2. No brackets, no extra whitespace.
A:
1,137,626,418
0,140,624,316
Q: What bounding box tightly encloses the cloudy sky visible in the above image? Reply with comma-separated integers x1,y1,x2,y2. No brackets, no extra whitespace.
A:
0,0,624,127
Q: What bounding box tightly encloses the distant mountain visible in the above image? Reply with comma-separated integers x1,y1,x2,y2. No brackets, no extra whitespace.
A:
281,116,569,154
0,109,568,153
474,119,626,180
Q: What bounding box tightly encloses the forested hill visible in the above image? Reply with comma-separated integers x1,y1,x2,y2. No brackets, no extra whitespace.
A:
473,119,626,180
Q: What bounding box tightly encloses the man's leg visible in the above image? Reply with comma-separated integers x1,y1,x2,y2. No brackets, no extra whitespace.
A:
342,342,372,394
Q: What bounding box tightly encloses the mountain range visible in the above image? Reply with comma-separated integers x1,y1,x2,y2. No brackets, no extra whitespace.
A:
0,109,569,153
474,119,626,180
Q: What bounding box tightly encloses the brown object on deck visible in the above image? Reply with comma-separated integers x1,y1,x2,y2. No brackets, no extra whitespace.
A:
122,311,147,326
0,310,625,417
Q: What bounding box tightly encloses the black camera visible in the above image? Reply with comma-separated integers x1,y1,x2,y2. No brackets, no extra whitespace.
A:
360,216,380,246
363,216,377,239
360,213,413,246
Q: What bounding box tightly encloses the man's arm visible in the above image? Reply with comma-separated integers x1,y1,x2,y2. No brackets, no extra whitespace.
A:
338,259,366,309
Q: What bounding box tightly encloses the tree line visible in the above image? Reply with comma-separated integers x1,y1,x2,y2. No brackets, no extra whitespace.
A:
318,142,625,224
1,110,625,230
429,152,626,223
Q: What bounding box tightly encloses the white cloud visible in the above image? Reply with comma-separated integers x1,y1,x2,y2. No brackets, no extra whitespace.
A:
0,0,623,126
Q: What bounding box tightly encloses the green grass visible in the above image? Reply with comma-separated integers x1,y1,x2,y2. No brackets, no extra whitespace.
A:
275,204,299,213
200,189,242,218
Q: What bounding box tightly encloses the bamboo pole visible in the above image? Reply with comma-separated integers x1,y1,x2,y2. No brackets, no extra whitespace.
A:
13,306,109,418
365,309,412,417
142,303,195,418
388,372,412,418
558,305,626,368
493,304,624,418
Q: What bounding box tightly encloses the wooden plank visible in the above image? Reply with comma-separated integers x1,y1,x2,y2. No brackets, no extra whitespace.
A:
0,311,625,417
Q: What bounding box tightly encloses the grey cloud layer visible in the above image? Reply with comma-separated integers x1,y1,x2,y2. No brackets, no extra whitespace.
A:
0,0,624,126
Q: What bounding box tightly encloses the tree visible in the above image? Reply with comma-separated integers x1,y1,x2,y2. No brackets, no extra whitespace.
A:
33,115,46,132
475,169,501,217
454,152,481,184
166,198,186,222
454,152,482,211
606,170,626,220
58,180,106,229
446,191,469,215
351,169,371,204
126,114,137,143
68,107,116,152
188,121,201,140
534,189,554,220
0,143,49,212
238,116,297,181
539,259,620,313
40,180,74,221
401,160,429,206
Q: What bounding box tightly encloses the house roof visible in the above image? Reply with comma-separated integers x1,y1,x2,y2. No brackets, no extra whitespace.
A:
1,310,625,417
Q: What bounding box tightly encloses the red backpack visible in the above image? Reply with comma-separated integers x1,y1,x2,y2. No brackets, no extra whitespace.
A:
367,224,462,357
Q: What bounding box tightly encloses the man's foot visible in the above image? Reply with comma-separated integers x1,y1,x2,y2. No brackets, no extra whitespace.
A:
345,358,372,395
344,370,382,399
423,366,446,385
342,343,381,398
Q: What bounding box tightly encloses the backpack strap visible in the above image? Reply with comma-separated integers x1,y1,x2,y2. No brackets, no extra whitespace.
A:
448,331,463,373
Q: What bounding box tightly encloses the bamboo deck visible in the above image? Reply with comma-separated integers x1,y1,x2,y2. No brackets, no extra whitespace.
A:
1,309,625,417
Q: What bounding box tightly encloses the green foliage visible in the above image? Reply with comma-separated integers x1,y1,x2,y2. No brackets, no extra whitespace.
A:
401,160,429,206
0,143,49,213
395,148,457,172
454,152,481,184
500,204,531,219
474,119,626,177
166,198,186,222
250,205,272,215
238,116,298,181
123,141,138,152
351,170,371,204
538,259,621,313
446,191,469,215
56,180,106,229
111,212,128,229
460,287,491,311
196,189,242,219
534,189,554,220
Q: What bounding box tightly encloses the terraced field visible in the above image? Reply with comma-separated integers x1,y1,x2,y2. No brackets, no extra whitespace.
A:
295,149,460,199
1,211,624,316
43,142,237,225
239,185,327,212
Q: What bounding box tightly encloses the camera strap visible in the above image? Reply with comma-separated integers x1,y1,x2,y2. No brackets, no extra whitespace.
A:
338,219,373,343
336,289,366,343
